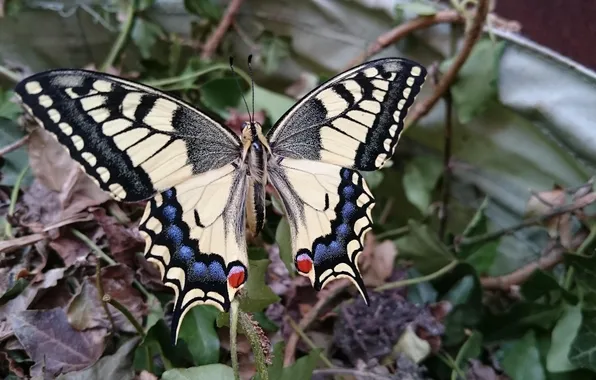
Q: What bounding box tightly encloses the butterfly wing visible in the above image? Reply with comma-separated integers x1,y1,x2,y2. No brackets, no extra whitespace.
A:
268,158,374,300
15,70,248,343
267,58,426,299
14,69,241,202
267,58,426,170
140,164,248,343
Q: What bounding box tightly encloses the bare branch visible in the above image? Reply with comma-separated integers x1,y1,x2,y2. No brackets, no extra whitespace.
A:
201,0,246,60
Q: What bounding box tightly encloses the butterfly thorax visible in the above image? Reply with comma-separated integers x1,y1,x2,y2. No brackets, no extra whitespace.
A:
241,122,271,237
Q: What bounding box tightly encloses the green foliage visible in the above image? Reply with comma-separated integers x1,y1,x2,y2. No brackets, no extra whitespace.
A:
200,77,244,117
254,342,321,380
548,304,581,372
458,199,498,273
275,217,295,273
184,0,223,22
161,364,234,380
502,331,546,380
178,306,221,366
441,39,506,123
258,32,291,74
240,259,281,312
395,220,454,274
395,2,438,17
0,118,32,186
131,18,166,60
402,155,443,214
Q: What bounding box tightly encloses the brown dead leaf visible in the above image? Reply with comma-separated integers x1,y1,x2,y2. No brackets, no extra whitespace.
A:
93,208,144,267
67,278,113,331
135,255,168,292
0,233,45,254
27,128,110,220
0,350,26,378
360,239,398,287
99,265,146,332
9,308,106,378
49,229,98,267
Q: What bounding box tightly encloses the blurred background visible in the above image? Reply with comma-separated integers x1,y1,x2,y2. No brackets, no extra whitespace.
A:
1,1,595,379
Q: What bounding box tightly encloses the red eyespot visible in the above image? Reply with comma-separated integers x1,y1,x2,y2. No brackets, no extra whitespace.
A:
227,266,246,288
296,254,313,274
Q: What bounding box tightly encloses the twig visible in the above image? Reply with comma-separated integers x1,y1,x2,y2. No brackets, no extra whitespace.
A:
405,0,490,128
229,299,240,380
104,295,146,338
5,165,29,238
0,64,22,83
283,282,349,365
375,260,458,292
438,89,453,241
313,368,392,380
0,136,29,157
344,10,463,69
239,311,270,379
286,316,334,368
201,0,246,60
457,193,596,248
95,259,116,331
480,244,565,290
101,0,137,71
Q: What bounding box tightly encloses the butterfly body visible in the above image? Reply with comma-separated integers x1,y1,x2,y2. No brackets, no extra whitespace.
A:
14,58,427,342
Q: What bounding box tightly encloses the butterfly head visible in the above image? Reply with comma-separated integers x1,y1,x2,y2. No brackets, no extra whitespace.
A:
241,121,271,160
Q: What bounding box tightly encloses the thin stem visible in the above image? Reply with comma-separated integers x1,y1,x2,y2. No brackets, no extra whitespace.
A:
0,64,22,83
229,299,240,380
287,316,334,368
0,136,29,157
104,294,145,338
564,224,596,289
71,228,152,299
239,311,269,379
439,350,466,380
5,165,29,238
375,260,458,292
101,0,137,71
143,64,251,89
438,90,453,241
201,0,246,59
96,259,116,331
376,225,410,240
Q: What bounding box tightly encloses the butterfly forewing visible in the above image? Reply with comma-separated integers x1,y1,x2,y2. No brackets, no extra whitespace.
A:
14,69,241,201
267,58,427,170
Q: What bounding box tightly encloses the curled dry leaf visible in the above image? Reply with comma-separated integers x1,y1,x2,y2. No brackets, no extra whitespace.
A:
27,128,110,221
49,227,102,267
92,208,144,268
9,308,106,378
360,240,399,287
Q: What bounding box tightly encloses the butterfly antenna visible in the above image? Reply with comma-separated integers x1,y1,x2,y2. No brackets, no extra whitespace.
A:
229,56,252,123
248,54,255,122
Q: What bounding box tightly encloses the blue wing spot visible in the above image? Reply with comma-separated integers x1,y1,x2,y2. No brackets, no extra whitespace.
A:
329,241,342,255
162,205,177,222
342,185,355,200
163,189,173,199
178,245,194,261
337,223,350,238
208,262,227,282
341,169,351,180
192,262,208,279
315,243,327,257
341,202,356,221
166,225,183,246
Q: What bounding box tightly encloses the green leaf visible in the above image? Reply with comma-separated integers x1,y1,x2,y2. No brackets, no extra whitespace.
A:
482,303,562,342
547,303,581,373
565,253,596,307
134,320,191,375
395,2,438,16
406,268,437,304
275,218,294,273
569,309,596,371
521,270,577,304
0,119,32,187
201,77,243,116
395,220,454,274
259,32,291,74
162,364,234,380
249,85,294,122
240,259,280,312
0,279,29,305
178,305,220,366
0,89,21,119
131,18,165,60
256,342,321,380
402,155,442,214
502,330,546,380
362,170,384,190
184,0,223,22
441,39,506,123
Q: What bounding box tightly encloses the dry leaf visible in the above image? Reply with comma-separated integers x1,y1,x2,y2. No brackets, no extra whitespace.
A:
361,240,399,287
93,208,144,268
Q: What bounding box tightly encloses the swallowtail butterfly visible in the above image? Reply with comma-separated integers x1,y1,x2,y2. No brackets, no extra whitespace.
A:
15,58,427,342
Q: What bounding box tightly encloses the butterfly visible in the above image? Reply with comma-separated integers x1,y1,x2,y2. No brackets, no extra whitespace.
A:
14,57,426,343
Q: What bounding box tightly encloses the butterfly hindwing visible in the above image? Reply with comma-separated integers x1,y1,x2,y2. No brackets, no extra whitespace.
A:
14,69,241,201
139,163,249,343
267,58,426,170
268,158,374,300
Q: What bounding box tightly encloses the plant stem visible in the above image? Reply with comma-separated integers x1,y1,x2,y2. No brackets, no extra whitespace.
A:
0,64,22,83
564,224,596,289
376,225,410,240
95,259,116,331
375,260,458,292
5,165,29,238
0,136,29,157
143,63,251,88
105,294,145,338
287,316,334,368
229,299,241,380
101,0,138,71
239,311,269,379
